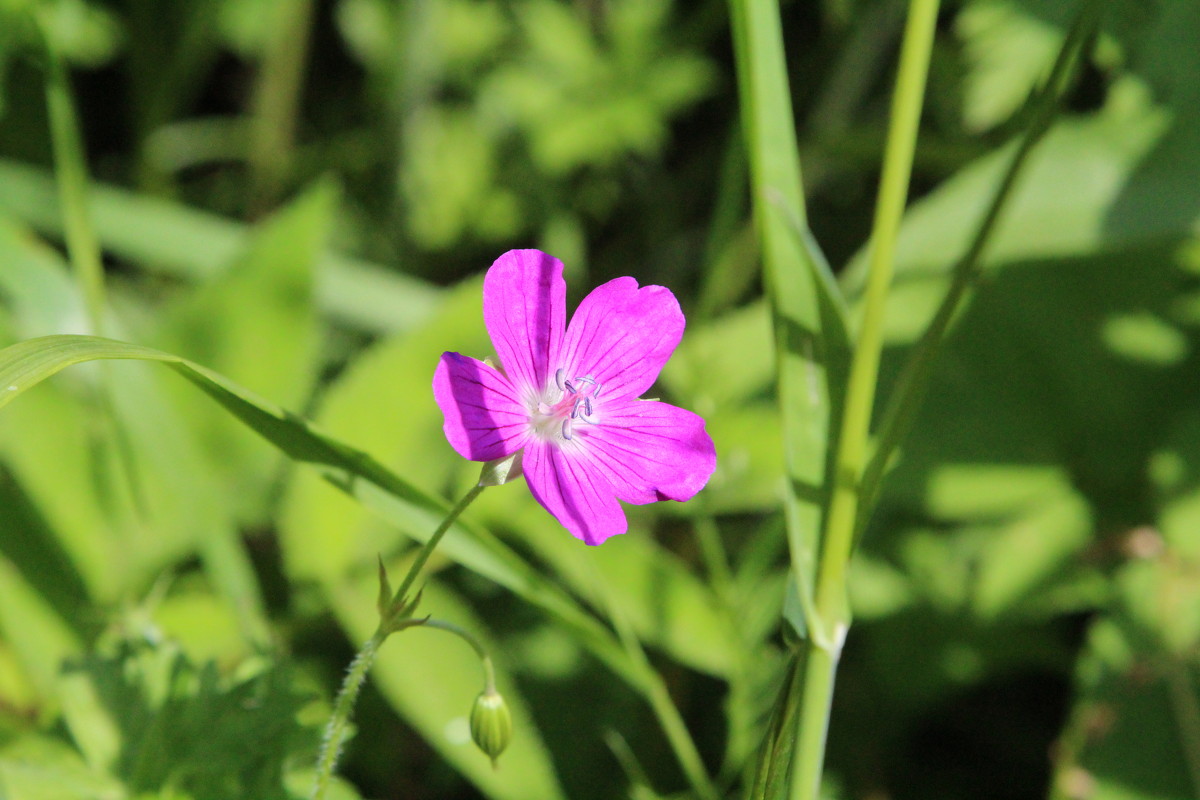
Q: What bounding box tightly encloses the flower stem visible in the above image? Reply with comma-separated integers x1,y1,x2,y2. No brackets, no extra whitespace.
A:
391,483,486,607
311,483,486,799
422,617,498,691
790,1,940,798
311,629,386,800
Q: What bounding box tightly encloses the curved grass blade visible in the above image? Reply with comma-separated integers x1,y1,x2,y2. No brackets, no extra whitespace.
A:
0,334,638,685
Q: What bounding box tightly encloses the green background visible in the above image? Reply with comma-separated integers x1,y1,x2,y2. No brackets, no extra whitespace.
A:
0,1,1198,798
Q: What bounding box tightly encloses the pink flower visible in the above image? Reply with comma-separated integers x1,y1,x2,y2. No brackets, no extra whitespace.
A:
433,249,717,545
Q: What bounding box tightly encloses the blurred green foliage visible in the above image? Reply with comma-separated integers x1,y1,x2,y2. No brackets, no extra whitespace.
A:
0,0,1198,799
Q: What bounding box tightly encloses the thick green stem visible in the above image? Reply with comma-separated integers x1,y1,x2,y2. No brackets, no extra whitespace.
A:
790,645,837,798
790,1,941,798
311,483,486,799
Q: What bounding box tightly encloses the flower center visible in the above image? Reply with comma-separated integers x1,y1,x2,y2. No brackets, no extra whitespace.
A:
529,368,602,442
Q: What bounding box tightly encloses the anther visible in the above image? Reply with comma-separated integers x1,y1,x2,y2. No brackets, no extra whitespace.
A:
564,380,577,394
583,397,593,417
561,419,573,440
555,368,565,391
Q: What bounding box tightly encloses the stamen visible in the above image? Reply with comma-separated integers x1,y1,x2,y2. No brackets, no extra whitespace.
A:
593,383,603,398
561,419,573,440
583,397,592,417
570,399,582,420
564,380,577,394
555,368,565,391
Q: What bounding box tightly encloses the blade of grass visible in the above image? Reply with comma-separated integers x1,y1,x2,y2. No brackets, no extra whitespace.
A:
0,334,644,688
856,0,1100,526
792,1,941,798
728,0,851,648
586,558,720,800
42,45,105,335
247,0,316,212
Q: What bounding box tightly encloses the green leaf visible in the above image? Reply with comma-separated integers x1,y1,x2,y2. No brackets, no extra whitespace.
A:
728,0,851,623
956,1,1064,132
970,490,1094,620
746,656,802,800
155,180,330,525
0,158,441,334
57,640,316,799
0,732,123,800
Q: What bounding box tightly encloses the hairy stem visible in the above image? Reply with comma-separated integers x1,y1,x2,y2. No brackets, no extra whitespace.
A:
311,483,486,799
311,630,385,800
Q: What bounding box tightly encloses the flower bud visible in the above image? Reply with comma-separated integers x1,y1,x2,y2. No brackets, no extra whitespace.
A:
469,687,512,767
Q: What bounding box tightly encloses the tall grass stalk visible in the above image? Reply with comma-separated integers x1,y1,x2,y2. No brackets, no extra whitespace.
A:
43,46,106,334
790,1,941,797
858,1,1100,521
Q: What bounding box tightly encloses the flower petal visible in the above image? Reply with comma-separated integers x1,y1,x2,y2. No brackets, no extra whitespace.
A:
523,440,627,545
580,397,716,504
560,277,684,400
433,352,530,461
483,249,566,399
